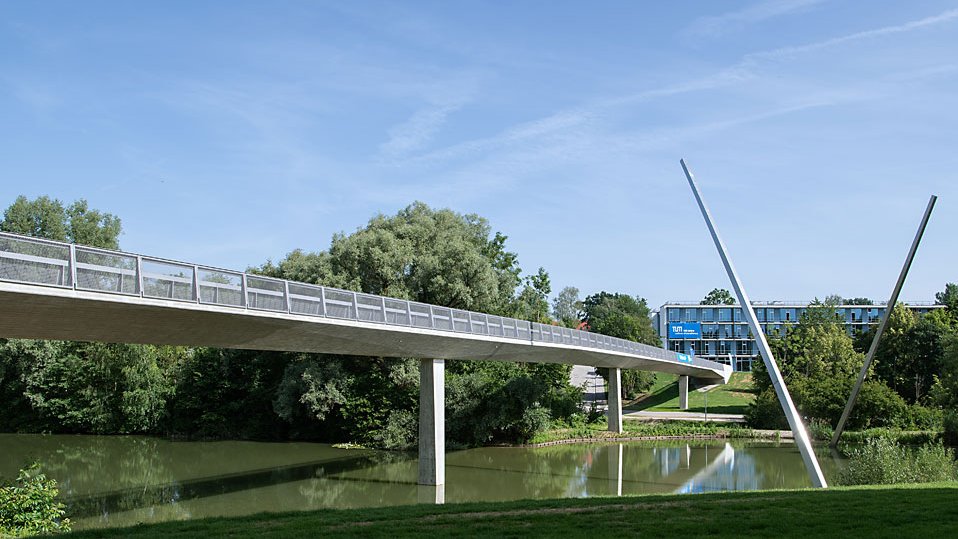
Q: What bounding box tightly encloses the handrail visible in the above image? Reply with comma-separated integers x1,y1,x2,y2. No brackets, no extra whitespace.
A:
0,231,725,371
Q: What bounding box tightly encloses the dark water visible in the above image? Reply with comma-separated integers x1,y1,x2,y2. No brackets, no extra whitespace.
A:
0,434,843,530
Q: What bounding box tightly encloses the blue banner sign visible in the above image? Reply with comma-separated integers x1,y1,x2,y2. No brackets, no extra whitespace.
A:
668,322,701,339
676,353,692,363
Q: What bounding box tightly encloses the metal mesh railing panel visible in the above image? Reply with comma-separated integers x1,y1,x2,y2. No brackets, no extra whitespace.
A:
0,235,71,287
288,283,324,316
516,320,530,340
198,269,243,306
384,298,410,325
487,315,503,336
324,288,356,319
141,259,194,301
469,313,488,335
356,293,386,323
409,302,432,329
247,276,287,312
432,307,453,330
75,248,138,295
451,309,470,332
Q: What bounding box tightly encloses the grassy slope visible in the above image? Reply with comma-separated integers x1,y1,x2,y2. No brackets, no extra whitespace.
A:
627,372,756,414
65,482,958,538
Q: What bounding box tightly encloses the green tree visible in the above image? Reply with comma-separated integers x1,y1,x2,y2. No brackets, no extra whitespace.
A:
935,283,958,320
257,202,520,314
552,286,582,328
700,288,735,305
512,267,552,323
748,301,872,429
870,303,918,397
255,202,577,446
1,195,121,248
582,292,660,397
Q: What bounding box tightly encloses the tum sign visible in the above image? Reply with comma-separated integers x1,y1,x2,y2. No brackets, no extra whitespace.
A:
668,322,701,339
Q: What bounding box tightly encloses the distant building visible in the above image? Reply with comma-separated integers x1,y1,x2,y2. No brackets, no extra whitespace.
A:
653,301,943,372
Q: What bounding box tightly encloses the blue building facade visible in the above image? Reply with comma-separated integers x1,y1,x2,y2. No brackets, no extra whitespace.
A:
654,301,942,372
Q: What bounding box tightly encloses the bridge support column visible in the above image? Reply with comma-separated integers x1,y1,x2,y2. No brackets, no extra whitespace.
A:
607,367,623,433
419,358,444,486
679,375,689,410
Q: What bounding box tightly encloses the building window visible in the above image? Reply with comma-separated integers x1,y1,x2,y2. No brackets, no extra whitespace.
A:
757,309,765,322
767,309,776,322
719,308,731,321
686,308,696,322
669,308,680,322
734,309,742,322
719,341,727,354
702,308,713,322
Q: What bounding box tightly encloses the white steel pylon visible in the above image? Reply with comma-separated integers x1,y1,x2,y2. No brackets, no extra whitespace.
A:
831,195,937,447
680,159,828,488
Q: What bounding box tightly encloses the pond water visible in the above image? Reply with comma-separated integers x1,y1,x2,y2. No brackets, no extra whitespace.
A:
0,434,844,530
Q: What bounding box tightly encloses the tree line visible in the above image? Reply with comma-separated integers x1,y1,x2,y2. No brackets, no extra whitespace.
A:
0,196,661,447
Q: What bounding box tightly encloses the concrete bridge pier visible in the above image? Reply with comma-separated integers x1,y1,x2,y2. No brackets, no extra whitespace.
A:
607,367,623,433
679,375,689,410
419,358,445,487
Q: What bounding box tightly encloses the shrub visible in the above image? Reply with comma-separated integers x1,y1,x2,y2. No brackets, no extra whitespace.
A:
901,404,943,431
838,437,958,485
0,464,71,537
745,387,788,429
806,418,833,441
944,409,958,447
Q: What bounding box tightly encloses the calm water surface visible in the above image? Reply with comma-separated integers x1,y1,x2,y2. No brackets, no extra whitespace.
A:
0,434,844,530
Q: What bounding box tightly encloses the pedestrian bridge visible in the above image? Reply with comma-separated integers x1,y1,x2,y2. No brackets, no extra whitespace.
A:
0,231,731,490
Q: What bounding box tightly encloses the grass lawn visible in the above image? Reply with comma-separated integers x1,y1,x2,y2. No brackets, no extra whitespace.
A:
63,482,958,538
626,372,756,415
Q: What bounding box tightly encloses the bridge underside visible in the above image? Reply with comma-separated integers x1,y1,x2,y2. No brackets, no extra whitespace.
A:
0,284,729,380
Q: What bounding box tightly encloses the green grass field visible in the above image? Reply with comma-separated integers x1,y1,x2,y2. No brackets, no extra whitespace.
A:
64,482,958,538
626,372,756,415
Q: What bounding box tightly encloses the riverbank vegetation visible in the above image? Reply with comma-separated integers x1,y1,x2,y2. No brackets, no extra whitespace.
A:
60,482,958,538
0,464,70,537
838,437,958,485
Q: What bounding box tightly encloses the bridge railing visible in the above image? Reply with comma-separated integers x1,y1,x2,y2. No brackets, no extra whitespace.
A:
0,231,716,369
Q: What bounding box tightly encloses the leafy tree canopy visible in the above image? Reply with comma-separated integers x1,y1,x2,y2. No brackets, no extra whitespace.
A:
1,195,122,249
552,286,582,328
256,202,522,314
582,292,659,346
700,288,735,305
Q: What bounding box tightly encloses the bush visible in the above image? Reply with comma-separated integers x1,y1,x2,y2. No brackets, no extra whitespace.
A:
901,404,943,431
0,464,71,537
745,387,788,430
944,409,958,447
838,437,958,486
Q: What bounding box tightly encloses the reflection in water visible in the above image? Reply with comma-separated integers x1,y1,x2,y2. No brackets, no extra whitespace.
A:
0,434,843,530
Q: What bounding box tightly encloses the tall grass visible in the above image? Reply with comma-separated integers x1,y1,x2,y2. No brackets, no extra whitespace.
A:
838,437,958,486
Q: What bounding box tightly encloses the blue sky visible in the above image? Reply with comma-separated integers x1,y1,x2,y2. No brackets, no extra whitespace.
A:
1,0,956,309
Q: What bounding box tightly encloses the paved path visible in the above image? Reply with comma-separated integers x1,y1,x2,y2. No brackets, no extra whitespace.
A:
571,364,606,404
624,410,746,423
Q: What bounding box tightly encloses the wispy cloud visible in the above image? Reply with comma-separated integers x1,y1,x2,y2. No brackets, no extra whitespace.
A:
684,0,827,39
398,6,958,175
746,7,958,62
379,99,466,159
